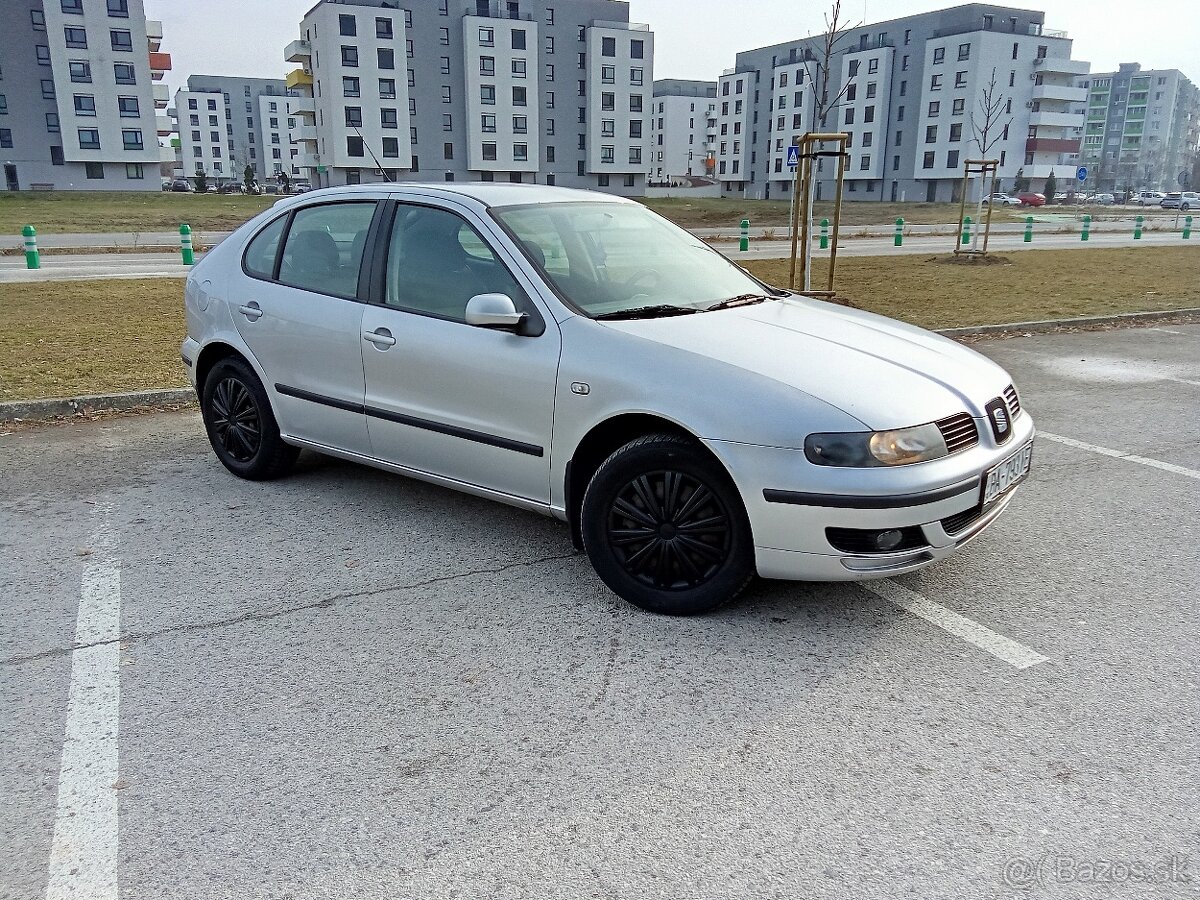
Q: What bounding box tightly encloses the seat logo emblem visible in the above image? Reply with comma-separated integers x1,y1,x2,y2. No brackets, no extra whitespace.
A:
991,406,1009,434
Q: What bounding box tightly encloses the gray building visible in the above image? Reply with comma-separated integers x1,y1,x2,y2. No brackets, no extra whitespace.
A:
284,0,654,195
648,79,716,183
1,0,172,191
173,75,293,183
709,3,1088,202
1078,64,1200,193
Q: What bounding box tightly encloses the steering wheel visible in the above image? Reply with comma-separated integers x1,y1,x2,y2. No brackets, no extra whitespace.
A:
623,269,662,296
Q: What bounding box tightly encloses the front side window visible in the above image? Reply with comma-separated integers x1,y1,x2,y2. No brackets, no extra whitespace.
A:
383,204,528,322
276,202,377,298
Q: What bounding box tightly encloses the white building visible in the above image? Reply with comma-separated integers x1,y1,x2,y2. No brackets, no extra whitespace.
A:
172,76,293,184
647,79,716,183
257,95,303,180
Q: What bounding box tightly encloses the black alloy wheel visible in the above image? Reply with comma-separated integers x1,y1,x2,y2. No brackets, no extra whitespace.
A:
210,376,261,463
201,356,299,480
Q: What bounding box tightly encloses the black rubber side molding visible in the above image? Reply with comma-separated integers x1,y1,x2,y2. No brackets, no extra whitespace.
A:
275,383,544,457
763,478,979,509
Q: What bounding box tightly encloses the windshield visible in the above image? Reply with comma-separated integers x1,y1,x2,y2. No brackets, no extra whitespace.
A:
492,201,775,318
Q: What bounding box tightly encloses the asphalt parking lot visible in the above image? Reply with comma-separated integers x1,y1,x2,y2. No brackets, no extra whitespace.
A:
2,324,1197,899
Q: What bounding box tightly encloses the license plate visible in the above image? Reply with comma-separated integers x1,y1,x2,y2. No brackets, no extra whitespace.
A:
982,441,1033,506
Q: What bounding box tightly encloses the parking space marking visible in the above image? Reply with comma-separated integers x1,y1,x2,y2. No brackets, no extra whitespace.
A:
45,503,121,900
1039,432,1200,481
864,581,1048,670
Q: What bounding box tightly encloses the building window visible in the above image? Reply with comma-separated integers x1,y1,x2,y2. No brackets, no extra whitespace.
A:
382,137,399,157
110,29,132,51
922,151,935,169
545,119,554,135
479,27,494,46
629,119,642,138
601,119,615,137
443,113,453,131
481,85,496,105
345,107,363,128
378,49,395,70
346,136,364,157
439,27,449,45
513,142,528,161
629,147,641,164
930,74,942,91
859,154,870,170
118,96,139,117
381,108,398,129
631,67,644,86
868,58,878,74
546,145,555,162
630,94,642,112
866,82,876,99
864,106,874,123
512,86,527,106
443,141,454,160
952,98,965,115
377,17,394,39
949,123,962,142
78,128,101,149
946,150,959,169
958,43,970,61
597,174,610,186
50,145,65,164
343,76,360,97
61,0,83,12
114,63,136,84
408,69,416,87
74,94,97,116
480,56,495,76
69,60,92,83
410,126,418,145
955,71,968,88
341,46,359,67
482,142,497,160
440,56,451,75
601,145,615,163
928,101,940,117
0,129,11,149
925,125,937,143
37,45,52,65
379,79,396,99
512,29,526,51
512,59,526,78
121,129,143,150
64,26,87,48
545,64,555,81
513,115,527,134
933,47,945,64
844,108,854,125
601,36,616,57
85,162,104,179
481,114,496,132
631,39,644,59
42,80,56,99
339,14,356,36
601,65,615,84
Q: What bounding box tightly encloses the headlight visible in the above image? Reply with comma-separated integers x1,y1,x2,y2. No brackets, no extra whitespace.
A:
805,423,948,467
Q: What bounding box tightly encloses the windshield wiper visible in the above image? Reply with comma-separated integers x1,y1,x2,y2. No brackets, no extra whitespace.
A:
593,305,700,321
706,293,774,311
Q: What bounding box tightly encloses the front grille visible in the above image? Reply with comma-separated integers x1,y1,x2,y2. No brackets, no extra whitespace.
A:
936,412,980,454
941,503,984,536
826,526,928,555
1003,384,1021,419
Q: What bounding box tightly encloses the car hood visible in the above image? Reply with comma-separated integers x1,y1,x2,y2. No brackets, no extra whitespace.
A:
600,297,1013,430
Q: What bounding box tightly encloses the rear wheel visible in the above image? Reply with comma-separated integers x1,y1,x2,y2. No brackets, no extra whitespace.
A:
201,357,298,480
580,433,754,615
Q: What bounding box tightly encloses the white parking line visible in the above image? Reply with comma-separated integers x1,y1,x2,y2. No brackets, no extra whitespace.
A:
45,504,121,900
1040,432,1200,481
864,580,1048,670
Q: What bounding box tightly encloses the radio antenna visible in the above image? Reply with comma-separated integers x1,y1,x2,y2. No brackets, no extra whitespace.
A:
352,124,393,181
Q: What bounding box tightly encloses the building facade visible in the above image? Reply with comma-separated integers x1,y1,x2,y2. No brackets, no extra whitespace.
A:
1,0,172,191
709,3,1089,202
647,79,716,183
172,76,297,184
1078,64,1200,193
284,0,654,195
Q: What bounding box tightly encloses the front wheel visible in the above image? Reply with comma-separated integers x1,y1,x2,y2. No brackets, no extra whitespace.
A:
580,433,755,615
201,356,299,480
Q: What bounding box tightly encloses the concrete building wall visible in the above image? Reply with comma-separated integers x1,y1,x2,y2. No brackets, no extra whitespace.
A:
648,80,716,183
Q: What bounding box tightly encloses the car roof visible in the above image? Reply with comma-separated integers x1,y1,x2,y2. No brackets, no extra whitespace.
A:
271,181,636,212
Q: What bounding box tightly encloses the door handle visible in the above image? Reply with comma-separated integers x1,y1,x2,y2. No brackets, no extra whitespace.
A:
362,327,396,349
238,301,263,321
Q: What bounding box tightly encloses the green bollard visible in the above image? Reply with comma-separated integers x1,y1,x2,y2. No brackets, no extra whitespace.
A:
819,217,829,250
894,217,904,247
1081,214,1091,242
180,223,195,265
1134,215,1143,240
22,225,40,270
739,218,750,252
1183,215,1192,240
961,216,972,245
1023,215,1033,243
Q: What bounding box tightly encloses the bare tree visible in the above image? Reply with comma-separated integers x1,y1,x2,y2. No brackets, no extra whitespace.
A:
967,67,1012,251
801,0,862,132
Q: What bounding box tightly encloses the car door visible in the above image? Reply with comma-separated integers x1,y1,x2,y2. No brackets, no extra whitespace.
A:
358,200,560,504
230,198,382,454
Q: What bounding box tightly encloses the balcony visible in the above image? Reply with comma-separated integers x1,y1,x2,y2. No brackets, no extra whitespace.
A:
294,153,320,169
1032,57,1089,76
1026,137,1081,154
153,83,169,108
156,115,173,137
1031,83,1087,104
289,96,316,117
286,68,313,89
146,19,162,52
285,40,311,63
148,51,172,80
294,125,318,143
159,145,177,163
1028,110,1083,128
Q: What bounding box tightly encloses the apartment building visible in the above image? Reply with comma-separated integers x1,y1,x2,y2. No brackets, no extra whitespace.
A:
172,76,296,184
1078,64,1200,193
709,3,1088,202
283,0,654,195
0,0,172,191
647,79,716,183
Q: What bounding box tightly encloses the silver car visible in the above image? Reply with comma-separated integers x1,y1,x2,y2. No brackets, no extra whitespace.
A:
182,184,1034,615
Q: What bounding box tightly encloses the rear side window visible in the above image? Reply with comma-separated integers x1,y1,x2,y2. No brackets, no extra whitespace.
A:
276,202,377,298
243,214,287,279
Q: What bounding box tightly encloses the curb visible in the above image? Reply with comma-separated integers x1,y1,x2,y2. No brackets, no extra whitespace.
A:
936,307,1200,338
0,389,195,424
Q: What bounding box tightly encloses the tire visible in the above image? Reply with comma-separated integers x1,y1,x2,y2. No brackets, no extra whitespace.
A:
580,433,754,616
200,356,299,480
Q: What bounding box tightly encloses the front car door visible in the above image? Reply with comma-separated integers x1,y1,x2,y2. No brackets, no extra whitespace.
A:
230,198,383,454
358,199,560,505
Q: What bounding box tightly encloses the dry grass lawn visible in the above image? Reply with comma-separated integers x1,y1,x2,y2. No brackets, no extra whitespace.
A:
0,279,188,402
0,191,275,235
742,246,1200,330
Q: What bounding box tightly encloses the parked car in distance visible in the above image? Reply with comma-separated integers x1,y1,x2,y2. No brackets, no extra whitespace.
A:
289,179,313,194
982,193,1021,207
1161,191,1199,210
1087,193,1115,205
218,182,246,195
169,178,192,192
182,184,1035,616
1016,192,1046,207
1132,190,1165,206
160,178,172,192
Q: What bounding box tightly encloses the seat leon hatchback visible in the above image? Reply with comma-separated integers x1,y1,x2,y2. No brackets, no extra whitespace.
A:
183,184,1034,615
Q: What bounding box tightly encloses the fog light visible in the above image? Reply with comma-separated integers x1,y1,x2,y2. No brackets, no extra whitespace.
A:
875,529,904,551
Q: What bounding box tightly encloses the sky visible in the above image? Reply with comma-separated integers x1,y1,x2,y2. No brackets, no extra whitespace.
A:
150,0,1198,96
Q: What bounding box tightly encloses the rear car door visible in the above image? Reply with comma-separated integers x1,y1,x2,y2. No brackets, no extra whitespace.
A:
358,200,560,504
231,198,382,454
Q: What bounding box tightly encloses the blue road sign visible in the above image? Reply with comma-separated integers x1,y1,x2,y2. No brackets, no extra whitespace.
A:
787,145,800,168
1076,165,1088,183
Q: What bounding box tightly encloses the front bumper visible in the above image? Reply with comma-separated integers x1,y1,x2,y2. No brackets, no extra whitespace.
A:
707,412,1035,582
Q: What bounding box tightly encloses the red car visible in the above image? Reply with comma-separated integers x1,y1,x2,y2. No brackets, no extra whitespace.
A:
1016,192,1046,207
